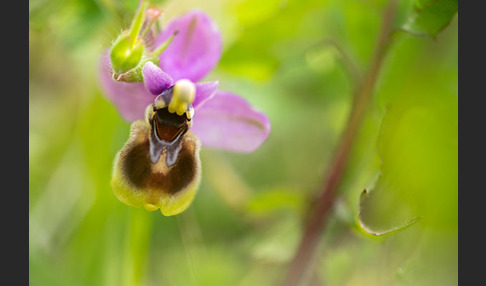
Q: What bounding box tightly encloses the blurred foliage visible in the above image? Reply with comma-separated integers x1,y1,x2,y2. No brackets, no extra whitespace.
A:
29,0,457,285
402,0,458,37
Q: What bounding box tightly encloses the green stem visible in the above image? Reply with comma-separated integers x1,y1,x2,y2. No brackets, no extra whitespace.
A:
279,1,399,285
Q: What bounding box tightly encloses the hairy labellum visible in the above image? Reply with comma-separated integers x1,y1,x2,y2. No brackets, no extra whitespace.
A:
111,88,201,216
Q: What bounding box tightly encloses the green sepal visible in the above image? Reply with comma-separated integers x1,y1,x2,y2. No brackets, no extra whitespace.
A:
150,31,178,58
127,0,149,48
113,58,160,82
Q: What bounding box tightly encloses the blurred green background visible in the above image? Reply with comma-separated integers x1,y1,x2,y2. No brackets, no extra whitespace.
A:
29,0,457,285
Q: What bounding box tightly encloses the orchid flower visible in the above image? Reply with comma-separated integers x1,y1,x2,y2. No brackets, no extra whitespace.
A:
99,1,270,216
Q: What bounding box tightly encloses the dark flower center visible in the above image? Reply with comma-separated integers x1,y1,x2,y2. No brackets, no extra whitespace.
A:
154,107,189,143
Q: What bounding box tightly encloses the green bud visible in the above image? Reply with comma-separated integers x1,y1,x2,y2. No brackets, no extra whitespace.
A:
108,0,174,82
109,0,150,78
110,36,145,75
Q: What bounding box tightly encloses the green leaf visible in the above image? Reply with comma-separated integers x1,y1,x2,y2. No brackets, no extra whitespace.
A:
357,189,422,237
402,0,458,37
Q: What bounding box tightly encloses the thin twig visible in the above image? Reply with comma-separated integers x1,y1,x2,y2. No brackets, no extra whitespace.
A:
279,1,400,285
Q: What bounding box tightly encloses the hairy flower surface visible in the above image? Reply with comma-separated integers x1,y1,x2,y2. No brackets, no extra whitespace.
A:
99,3,270,216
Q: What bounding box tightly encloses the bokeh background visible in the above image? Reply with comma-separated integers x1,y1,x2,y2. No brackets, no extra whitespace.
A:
29,0,458,285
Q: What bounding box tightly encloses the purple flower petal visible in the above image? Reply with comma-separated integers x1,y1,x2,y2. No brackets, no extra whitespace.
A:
99,52,155,122
194,81,219,110
142,61,173,95
155,10,222,82
191,91,271,152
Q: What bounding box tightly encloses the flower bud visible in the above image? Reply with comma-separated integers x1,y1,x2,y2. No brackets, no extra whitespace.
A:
110,36,145,75
109,0,149,79
107,1,181,83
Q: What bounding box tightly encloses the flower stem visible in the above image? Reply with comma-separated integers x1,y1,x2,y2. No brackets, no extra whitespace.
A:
280,1,399,285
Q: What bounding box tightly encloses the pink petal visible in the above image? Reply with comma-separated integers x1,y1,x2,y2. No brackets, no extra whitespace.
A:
155,10,222,82
142,61,173,95
194,81,219,110
191,91,271,152
99,52,155,122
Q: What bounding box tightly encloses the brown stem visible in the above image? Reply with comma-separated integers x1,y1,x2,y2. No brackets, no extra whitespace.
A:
280,1,399,285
